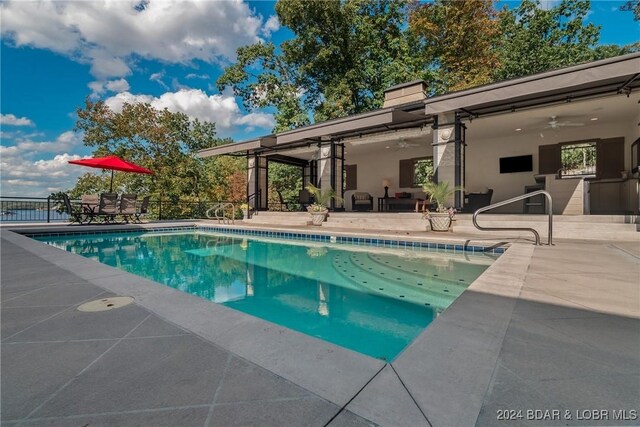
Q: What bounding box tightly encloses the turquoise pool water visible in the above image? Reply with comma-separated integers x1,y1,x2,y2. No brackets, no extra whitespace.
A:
37,231,493,360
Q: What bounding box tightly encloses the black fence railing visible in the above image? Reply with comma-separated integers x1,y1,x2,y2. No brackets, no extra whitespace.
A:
0,196,242,223
0,197,69,223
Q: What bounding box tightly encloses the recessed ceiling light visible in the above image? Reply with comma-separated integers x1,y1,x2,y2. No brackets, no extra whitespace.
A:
515,128,522,131
385,146,390,149
590,117,598,121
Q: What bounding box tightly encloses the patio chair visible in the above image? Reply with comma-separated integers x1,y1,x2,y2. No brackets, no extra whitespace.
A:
119,194,137,223
299,189,313,210
61,193,86,225
81,194,99,224
133,196,150,223
351,192,373,211
97,193,119,224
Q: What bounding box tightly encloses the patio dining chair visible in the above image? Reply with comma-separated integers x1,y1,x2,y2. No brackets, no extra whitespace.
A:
119,194,137,223
81,194,99,224
61,193,86,225
133,196,150,223
97,193,119,224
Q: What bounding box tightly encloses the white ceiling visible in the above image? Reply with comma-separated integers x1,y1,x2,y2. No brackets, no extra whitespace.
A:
467,92,639,139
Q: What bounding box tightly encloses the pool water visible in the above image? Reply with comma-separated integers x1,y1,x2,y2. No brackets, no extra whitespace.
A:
37,231,494,360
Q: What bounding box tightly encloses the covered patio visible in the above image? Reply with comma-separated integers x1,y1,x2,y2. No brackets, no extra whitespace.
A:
199,53,640,217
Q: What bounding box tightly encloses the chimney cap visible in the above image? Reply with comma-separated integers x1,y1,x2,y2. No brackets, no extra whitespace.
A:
384,79,427,93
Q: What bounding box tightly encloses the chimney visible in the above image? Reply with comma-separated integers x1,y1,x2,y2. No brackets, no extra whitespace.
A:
383,80,427,108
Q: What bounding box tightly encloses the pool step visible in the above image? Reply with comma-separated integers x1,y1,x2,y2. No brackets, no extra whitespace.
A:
330,252,466,310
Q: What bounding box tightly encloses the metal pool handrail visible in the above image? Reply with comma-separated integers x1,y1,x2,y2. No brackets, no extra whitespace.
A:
472,190,553,246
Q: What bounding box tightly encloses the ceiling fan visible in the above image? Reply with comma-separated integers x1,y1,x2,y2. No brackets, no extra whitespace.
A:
542,115,585,129
391,138,422,151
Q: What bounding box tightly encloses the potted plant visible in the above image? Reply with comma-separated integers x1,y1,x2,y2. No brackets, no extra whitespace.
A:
422,181,463,232
239,203,249,220
305,184,343,226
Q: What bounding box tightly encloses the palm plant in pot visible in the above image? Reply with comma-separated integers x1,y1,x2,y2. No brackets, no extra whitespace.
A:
422,181,463,232
305,184,343,226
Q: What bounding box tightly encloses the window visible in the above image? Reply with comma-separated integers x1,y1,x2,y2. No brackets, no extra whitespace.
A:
539,138,624,179
399,157,434,188
560,142,596,177
413,158,434,186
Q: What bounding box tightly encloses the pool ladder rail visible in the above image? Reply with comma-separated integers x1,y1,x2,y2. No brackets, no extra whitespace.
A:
206,203,236,225
472,190,553,246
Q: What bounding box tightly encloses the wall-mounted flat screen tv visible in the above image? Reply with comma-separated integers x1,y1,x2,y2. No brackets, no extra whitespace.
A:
500,155,533,174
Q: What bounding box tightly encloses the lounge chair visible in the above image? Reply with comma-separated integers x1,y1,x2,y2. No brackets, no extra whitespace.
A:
97,193,118,223
61,193,86,225
351,192,373,211
133,196,150,223
119,194,137,223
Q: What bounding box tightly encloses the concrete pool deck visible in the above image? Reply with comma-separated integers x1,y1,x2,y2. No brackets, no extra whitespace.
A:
1,223,639,426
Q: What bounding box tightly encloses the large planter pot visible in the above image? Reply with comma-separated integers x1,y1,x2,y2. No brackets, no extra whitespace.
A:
310,210,328,226
427,212,452,232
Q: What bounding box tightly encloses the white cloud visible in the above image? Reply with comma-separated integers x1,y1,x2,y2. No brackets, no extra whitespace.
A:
0,113,34,126
88,78,130,97
0,130,86,195
105,89,275,134
150,71,169,90
0,150,88,197
262,16,280,36
1,126,90,197
1,0,275,79
186,73,210,80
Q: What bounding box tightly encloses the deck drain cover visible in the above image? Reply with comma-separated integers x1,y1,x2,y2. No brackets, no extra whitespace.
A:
78,297,134,312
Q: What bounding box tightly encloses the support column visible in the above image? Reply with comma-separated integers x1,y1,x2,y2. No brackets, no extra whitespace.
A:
247,154,268,210
432,113,465,209
316,142,344,210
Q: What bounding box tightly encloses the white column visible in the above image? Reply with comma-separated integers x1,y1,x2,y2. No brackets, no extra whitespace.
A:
432,113,456,206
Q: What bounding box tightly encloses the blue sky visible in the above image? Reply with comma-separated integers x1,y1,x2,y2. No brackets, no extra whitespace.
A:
1,0,638,196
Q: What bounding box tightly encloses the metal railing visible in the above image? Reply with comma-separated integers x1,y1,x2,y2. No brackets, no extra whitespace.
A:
0,196,243,223
472,190,553,246
0,196,70,223
205,203,236,225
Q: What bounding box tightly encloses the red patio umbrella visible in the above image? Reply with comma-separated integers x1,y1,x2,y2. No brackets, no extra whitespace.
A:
69,156,154,192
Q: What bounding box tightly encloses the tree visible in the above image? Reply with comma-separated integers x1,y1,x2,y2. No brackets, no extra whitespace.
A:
216,43,310,132
494,0,601,81
409,0,501,93
621,0,640,21
73,99,228,202
218,0,424,128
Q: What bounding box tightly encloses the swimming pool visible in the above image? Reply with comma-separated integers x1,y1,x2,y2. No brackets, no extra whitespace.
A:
35,230,495,360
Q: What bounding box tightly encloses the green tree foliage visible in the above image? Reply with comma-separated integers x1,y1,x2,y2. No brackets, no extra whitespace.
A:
409,0,501,93
621,0,640,20
268,162,303,210
72,99,242,206
494,0,602,80
218,0,424,129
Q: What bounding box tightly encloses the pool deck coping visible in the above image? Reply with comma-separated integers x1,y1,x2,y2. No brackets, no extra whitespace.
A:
1,222,535,426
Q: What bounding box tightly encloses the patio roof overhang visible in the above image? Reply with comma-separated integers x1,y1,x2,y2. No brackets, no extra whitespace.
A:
197,53,639,160
197,135,276,158
275,106,428,145
425,52,640,118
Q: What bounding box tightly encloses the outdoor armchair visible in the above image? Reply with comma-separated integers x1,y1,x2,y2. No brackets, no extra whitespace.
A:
61,193,86,225
119,194,137,223
351,192,373,211
97,193,119,223
134,196,150,223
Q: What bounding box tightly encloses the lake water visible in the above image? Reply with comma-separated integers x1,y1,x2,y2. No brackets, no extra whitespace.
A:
0,209,69,223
